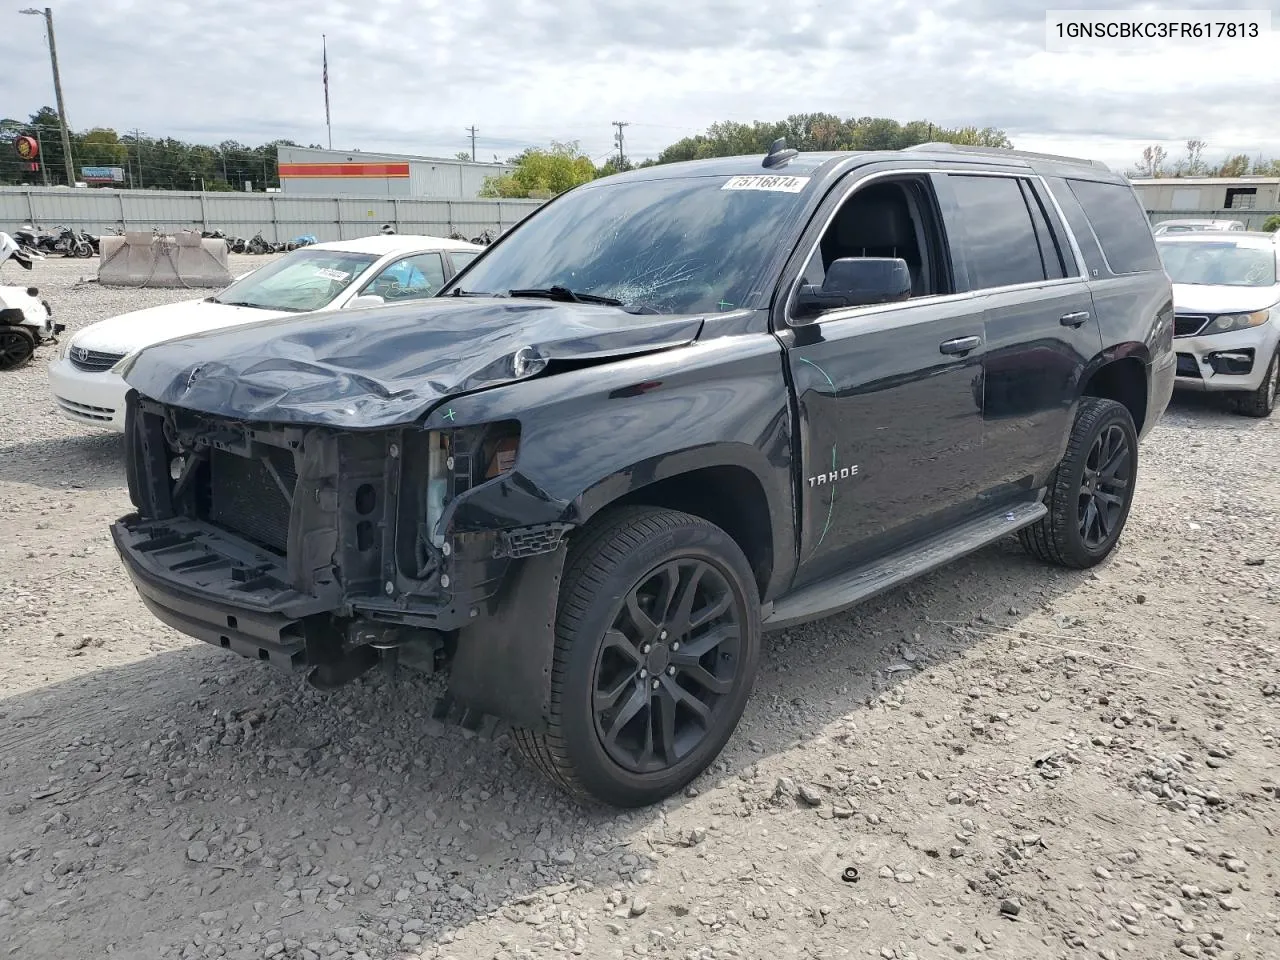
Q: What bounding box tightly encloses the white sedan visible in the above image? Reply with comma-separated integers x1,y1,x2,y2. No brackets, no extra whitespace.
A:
48,234,484,431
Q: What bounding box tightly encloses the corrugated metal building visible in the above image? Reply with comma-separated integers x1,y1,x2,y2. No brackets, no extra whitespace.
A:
277,146,515,198
1131,177,1280,214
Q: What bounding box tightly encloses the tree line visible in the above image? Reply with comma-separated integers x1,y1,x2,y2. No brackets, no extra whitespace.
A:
1130,139,1280,179
1,107,304,190
479,113,1013,197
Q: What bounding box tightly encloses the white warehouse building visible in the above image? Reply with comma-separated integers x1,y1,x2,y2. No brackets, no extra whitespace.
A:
277,146,515,199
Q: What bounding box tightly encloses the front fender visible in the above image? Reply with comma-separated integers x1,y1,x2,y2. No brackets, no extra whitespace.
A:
425,334,796,582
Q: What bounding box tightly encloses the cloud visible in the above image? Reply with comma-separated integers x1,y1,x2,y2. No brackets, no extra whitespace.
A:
1,0,1278,172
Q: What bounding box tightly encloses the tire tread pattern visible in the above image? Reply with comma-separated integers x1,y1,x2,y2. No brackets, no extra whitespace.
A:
1019,396,1134,569
511,506,722,805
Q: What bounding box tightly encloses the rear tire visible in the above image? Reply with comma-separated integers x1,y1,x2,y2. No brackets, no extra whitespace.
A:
1233,348,1278,418
512,506,761,808
1019,397,1138,569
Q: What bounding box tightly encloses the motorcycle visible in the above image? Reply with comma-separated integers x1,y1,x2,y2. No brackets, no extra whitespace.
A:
43,226,92,258
0,232,62,371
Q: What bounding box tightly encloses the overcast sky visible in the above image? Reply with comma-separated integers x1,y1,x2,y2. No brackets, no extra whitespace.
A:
3,0,1278,172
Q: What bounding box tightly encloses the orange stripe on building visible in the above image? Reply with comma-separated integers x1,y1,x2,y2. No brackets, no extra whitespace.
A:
278,162,411,178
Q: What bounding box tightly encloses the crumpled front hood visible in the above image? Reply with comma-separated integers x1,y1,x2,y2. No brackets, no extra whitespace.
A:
1172,282,1280,316
120,297,705,428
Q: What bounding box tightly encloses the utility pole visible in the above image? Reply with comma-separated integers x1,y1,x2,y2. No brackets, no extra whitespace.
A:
466,126,477,162
133,128,144,188
612,121,629,168
21,7,76,186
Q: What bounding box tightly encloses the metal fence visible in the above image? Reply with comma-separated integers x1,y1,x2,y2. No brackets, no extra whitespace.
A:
0,187,545,243
1147,208,1280,230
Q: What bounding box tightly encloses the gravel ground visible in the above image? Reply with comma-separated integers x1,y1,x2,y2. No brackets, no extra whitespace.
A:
1,256,1278,960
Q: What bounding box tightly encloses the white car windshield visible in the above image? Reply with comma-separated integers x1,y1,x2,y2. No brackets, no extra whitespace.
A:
1158,240,1278,287
209,249,378,311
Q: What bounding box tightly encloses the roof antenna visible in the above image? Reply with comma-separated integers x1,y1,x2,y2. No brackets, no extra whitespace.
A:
763,137,799,169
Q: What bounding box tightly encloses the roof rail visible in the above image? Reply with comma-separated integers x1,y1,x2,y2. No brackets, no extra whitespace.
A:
902,142,1111,171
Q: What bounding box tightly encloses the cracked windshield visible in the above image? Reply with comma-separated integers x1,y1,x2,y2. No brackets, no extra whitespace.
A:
450,176,812,314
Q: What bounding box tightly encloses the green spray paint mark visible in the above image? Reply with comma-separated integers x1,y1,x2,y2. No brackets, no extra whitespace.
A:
797,356,835,391
815,444,836,550
443,408,456,422
717,299,734,311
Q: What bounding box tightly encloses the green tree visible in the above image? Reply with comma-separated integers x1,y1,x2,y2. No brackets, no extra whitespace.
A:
479,140,598,197
651,114,1013,166
1262,214,1280,232
1216,154,1251,177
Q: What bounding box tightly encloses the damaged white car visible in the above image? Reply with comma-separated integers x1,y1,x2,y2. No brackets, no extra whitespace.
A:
1159,231,1280,417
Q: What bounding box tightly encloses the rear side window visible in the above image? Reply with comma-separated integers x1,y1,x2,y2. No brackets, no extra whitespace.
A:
946,174,1050,289
1064,179,1162,275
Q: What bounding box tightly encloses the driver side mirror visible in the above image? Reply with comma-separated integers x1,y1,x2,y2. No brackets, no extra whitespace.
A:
347,294,385,309
792,257,911,322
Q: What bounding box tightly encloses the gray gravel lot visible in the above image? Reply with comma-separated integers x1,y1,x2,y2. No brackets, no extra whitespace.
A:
1,255,1277,960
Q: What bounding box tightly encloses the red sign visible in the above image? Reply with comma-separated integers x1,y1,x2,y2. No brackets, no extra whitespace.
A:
15,135,38,160
278,162,410,178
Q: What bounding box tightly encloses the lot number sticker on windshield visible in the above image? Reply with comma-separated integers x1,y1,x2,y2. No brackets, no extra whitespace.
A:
314,268,350,281
722,175,811,193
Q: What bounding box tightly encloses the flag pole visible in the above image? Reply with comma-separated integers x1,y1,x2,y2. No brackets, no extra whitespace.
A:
323,34,332,149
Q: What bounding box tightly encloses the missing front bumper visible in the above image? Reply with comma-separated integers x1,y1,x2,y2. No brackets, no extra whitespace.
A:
110,515,332,669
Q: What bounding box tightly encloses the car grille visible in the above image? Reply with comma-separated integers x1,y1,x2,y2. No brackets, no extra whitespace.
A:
1174,314,1210,338
69,347,126,372
208,447,297,554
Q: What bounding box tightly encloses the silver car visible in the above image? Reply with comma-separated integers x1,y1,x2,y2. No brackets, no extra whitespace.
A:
1158,231,1280,416
1152,218,1246,235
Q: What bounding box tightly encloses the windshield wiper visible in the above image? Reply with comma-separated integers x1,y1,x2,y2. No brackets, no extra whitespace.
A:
212,299,271,309
447,288,493,297
508,286,624,306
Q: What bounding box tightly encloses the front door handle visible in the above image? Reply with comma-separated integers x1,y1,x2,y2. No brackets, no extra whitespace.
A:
1060,310,1091,327
940,335,982,356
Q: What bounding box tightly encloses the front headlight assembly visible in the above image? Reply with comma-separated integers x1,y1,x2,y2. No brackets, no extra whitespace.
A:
1206,309,1271,334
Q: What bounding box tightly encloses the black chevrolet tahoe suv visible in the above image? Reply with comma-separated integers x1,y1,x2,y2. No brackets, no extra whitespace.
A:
111,141,1175,807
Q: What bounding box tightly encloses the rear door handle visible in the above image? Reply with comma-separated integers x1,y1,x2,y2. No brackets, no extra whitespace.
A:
939,336,982,356
1060,310,1091,327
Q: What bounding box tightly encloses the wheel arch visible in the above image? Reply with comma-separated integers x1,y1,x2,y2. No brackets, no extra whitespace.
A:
1080,349,1149,435
574,445,790,603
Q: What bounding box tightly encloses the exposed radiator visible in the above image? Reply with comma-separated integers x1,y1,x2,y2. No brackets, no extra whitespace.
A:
208,447,297,554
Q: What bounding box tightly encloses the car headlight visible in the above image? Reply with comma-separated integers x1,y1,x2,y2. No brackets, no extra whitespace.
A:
1207,310,1270,334
58,336,74,360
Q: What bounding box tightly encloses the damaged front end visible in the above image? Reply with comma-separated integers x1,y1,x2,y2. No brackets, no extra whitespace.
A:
112,391,569,723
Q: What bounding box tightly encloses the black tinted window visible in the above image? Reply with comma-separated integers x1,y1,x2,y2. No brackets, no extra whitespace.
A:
1020,181,1067,279
1065,178,1162,275
948,175,1047,289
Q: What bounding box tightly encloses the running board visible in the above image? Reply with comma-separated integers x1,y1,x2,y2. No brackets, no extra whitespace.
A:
763,501,1048,633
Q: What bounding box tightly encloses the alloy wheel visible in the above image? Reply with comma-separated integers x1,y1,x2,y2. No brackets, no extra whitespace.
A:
592,558,742,774
1078,423,1133,550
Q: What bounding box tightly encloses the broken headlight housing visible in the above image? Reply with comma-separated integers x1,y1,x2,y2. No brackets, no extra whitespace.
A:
419,421,523,550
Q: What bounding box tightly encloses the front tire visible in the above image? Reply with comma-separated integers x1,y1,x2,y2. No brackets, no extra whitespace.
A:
512,506,761,808
1020,397,1138,569
0,326,36,371
1233,348,1278,418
